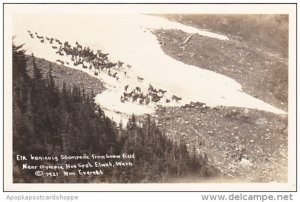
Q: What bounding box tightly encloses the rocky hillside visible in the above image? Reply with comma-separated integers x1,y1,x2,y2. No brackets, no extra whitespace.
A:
153,103,287,182
159,14,288,58
153,29,288,111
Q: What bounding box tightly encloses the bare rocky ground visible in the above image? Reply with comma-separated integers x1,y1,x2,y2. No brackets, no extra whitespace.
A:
153,103,287,182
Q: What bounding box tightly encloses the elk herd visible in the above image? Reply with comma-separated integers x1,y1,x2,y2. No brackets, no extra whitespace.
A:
27,30,183,106
120,83,182,106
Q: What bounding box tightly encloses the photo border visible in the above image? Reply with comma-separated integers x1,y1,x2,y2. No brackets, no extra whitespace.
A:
2,2,297,192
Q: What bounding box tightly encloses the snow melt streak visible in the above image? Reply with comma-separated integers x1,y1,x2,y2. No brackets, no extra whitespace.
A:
13,14,285,123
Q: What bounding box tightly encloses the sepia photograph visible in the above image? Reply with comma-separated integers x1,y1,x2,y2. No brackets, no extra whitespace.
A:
3,3,296,191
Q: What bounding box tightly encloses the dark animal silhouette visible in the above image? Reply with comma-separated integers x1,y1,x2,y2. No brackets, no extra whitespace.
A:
104,62,116,69
136,87,141,92
124,92,133,98
74,59,83,66
148,84,154,92
132,94,139,102
158,89,167,94
112,72,118,78
35,32,44,40
137,76,144,82
117,61,124,68
75,41,82,49
172,95,182,102
145,97,150,105
56,59,64,66
64,41,71,48
152,95,161,104
120,96,125,103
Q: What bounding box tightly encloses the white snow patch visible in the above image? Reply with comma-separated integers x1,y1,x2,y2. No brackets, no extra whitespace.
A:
12,13,286,124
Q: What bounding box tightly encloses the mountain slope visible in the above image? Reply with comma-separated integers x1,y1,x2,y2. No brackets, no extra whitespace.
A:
154,28,288,111
12,13,289,182
153,104,287,182
13,13,286,123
